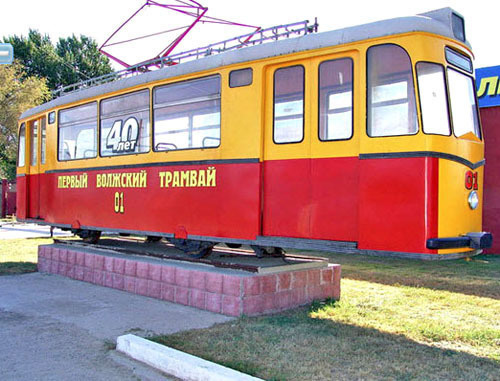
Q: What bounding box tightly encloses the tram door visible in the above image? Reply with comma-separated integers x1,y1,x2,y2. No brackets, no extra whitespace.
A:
262,56,359,241
262,62,312,238
27,119,41,219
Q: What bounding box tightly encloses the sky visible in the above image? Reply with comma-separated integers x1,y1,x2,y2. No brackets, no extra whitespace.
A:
1,0,498,70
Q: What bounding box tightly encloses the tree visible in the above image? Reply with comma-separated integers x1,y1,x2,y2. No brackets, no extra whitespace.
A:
0,62,49,179
4,30,114,91
4,30,60,90
56,34,114,87
0,31,113,178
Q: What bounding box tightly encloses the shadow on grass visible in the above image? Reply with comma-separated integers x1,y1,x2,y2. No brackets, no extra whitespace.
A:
151,308,499,381
300,251,500,300
0,262,37,276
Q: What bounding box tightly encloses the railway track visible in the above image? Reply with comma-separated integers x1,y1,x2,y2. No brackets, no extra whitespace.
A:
52,237,329,273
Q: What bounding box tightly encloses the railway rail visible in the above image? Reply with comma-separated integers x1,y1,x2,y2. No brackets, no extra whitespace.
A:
52,237,329,273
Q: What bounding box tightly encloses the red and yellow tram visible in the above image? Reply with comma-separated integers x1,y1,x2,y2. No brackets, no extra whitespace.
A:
17,8,492,258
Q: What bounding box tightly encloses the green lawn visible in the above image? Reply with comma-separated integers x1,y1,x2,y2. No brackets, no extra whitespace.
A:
0,238,49,275
309,250,500,299
152,253,500,381
1,236,499,379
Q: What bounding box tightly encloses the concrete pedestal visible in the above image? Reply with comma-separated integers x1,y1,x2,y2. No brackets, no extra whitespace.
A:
37,244,341,317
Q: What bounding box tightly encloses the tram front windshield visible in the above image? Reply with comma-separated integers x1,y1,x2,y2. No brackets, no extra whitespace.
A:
417,61,481,140
447,68,481,139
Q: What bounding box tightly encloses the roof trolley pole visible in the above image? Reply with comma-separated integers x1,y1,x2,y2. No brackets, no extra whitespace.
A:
52,2,319,97
99,0,260,71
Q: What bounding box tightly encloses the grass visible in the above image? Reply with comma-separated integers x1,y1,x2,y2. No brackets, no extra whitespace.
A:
0,237,50,275
1,234,499,378
304,251,500,300
0,235,108,275
151,252,500,381
0,261,38,275
0,216,16,223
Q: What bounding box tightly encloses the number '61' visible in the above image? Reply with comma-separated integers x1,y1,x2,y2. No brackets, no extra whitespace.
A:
465,171,478,190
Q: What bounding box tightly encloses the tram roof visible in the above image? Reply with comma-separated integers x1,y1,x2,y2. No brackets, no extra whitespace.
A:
21,7,469,120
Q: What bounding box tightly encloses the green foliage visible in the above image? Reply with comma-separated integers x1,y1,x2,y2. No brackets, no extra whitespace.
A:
0,62,49,179
4,30,61,90
0,30,113,178
55,34,114,87
4,29,114,91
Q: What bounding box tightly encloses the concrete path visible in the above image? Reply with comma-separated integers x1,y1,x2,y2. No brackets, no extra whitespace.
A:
0,223,71,239
0,272,233,380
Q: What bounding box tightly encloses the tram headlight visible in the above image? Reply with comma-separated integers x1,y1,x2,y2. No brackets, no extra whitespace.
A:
468,190,479,210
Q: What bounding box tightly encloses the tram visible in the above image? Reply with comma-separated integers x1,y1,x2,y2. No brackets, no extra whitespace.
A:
16,8,492,259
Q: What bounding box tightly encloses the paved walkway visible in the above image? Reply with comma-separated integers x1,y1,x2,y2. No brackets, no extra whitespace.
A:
0,273,233,380
0,223,71,239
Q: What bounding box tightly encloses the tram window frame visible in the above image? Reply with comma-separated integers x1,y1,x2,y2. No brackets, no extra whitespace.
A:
100,89,151,157
273,65,305,145
152,75,221,153
17,123,26,167
229,68,253,88
318,57,354,142
446,67,482,140
416,62,451,136
57,102,98,162
30,120,38,166
366,44,419,138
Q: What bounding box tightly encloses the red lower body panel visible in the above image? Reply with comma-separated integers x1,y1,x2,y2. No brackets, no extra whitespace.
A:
19,156,440,255
27,173,40,219
263,157,359,241
42,162,261,240
16,175,27,220
358,157,439,254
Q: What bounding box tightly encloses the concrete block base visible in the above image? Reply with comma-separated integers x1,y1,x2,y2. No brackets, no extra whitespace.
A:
38,244,341,317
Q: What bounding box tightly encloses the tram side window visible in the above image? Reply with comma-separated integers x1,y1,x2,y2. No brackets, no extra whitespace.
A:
30,120,38,166
41,118,46,164
319,58,353,141
273,65,304,144
58,102,97,161
100,90,150,156
416,63,450,135
153,76,221,151
229,68,253,88
18,123,26,167
367,44,418,137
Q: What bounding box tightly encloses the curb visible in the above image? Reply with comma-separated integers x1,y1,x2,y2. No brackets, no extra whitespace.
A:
116,334,263,381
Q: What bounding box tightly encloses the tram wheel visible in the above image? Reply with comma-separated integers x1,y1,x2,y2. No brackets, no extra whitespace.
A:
81,230,101,244
188,246,213,259
145,236,162,243
225,243,242,249
251,245,284,258
168,238,216,259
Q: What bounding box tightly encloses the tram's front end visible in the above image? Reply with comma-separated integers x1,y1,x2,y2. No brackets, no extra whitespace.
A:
358,8,492,258
415,14,492,255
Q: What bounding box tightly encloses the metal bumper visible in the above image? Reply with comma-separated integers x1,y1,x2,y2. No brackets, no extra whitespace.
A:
426,232,493,250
